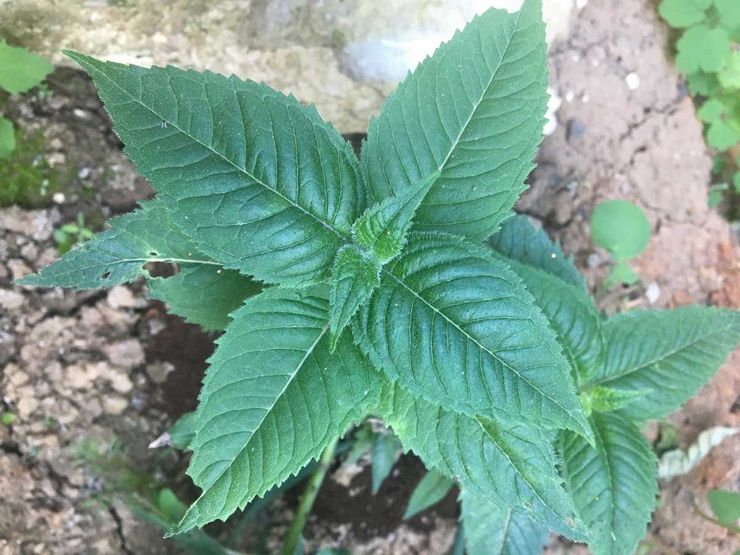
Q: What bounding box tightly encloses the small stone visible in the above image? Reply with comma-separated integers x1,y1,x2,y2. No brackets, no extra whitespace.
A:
67,363,100,390
52,192,66,204
103,396,128,415
566,118,587,141
78,167,91,180
109,372,134,394
646,281,661,304
8,259,32,281
103,339,145,370
20,243,38,261
106,286,139,309
625,72,640,90
145,361,174,384
0,289,26,312
15,388,39,418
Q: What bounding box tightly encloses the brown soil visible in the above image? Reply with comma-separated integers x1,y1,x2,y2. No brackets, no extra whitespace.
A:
0,0,738,554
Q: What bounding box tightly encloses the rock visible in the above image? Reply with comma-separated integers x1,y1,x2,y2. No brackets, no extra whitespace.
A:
0,332,15,366
103,339,145,370
103,396,128,415
7,259,32,281
145,361,173,384
0,207,54,242
0,289,25,312
106,286,141,309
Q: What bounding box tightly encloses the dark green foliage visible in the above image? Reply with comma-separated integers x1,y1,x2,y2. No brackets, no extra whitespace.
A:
19,0,740,552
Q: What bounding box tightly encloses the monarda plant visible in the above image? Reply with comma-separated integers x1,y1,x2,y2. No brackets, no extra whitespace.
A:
19,0,740,553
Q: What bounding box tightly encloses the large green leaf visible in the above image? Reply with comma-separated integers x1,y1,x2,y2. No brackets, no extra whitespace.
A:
559,412,658,555
460,490,548,555
489,215,585,289
67,51,364,286
587,307,740,421
362,0,548,241
379,382,587,541
0,41,53,94
17,200,257,331
173,286,382,533
355,233,590,438
501,260,604,383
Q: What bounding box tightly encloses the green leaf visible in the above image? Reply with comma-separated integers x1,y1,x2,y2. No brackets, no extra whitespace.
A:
460,490,548,555
488,215,585,289
169,411,196,450
353,171,439,262
697,99,725,123
355,233,591,439
707,489,740,526
686,71,719,96
0,116,15,159
0,41,53,94
149,265,260,332
67,51,365,286
173,286,383,533
329,245,381,348
718,52,740,89
676,25,731,74
559,412,658,555
580,386,647,415
362,0,548,241
371,432,401,494
587,307,740,421
590,200,650,262
658,0,710,28
714,0,740,30
379,382,588,541
17,200,258,331
707,119,740,150
403,469,454,519
17,200,213,289
501,259,604,382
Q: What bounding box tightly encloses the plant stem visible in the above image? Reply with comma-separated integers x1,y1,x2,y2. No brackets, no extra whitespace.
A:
281,438,338,555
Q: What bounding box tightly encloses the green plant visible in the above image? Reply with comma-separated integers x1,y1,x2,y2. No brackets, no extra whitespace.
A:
0,40,53,158
18,1,740,553
53,212,95,254
658,0,740,213
590,199,651,286
704,489,740,532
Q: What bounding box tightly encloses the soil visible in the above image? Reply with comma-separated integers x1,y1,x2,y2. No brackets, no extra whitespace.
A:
0,0,738,554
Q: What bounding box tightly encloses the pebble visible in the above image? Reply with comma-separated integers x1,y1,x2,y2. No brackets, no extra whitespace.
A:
646,281,661,304
103,339,146,370
0,289,26,311
625,72,640,90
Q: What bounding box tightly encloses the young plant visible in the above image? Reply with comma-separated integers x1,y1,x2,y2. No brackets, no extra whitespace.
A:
53,211,95,254
18,0,740,553
658,0,740,211
590,199,651,286
0,40,53,158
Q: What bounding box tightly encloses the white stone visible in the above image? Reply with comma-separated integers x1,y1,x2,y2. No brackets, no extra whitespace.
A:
625,72,640,90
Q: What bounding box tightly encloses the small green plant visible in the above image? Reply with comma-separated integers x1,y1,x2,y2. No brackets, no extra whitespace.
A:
19,1,740,553
590,199,651,286
658,0,740,212
53,212,95,254
0,40,53,158
704,489,740,532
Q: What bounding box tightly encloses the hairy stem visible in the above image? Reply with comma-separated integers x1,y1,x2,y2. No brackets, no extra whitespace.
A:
281,438,339,555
